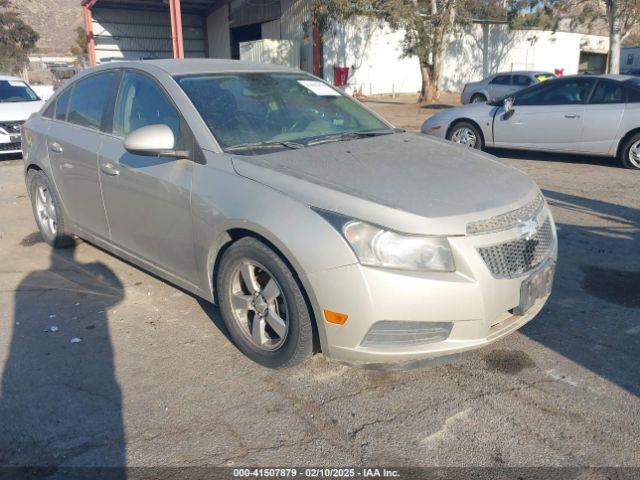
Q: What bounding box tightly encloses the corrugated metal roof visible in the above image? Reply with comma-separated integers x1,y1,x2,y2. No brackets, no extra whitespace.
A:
85,0,224,14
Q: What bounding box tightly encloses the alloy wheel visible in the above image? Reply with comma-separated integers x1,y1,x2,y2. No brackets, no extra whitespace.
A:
451,127,477,148
629,140,640,169
35,185,57,237
228,260,289,351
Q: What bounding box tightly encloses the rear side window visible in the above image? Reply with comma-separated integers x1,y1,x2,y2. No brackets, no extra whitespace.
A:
55,90,71,121
113,71,180,138
490,75,511,85
627,87,640,103
590,81,624,104
67,72,116,130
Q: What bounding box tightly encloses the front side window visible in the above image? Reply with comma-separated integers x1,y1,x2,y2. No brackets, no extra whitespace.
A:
515,79,594,106
589,81,624,104
513,75,533,87
0,79,39,103
113,71,181,138
67,72,116,130
490,75,511,85
627,87,640,103
176,73,391,151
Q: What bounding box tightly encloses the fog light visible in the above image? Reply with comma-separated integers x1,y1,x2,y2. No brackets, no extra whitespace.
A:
361,321,452,348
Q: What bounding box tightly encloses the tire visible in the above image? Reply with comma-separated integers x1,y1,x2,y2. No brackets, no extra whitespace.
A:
470,93,487,103
27,169,76,248
447,121,484,150
216,237,314,368
619,132,640,170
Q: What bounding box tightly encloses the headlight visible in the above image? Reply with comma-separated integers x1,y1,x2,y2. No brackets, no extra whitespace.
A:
314,209,454,272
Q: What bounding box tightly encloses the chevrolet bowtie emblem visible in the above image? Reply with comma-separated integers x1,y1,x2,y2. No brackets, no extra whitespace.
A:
517,217,539,241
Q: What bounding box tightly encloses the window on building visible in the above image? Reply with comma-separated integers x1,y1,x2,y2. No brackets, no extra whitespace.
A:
627,54,635,65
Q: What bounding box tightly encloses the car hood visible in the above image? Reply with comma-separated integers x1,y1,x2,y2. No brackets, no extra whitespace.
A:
231,132,539,235
0,100,45,122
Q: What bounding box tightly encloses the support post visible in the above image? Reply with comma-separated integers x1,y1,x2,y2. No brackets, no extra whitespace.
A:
82,0,97,67
169,0,185,59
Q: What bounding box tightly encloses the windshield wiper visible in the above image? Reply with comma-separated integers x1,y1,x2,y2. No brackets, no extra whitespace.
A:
225,140,305,152
306,130,394,147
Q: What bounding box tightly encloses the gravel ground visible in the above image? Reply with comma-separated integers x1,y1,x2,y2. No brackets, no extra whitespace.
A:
0,97,638,471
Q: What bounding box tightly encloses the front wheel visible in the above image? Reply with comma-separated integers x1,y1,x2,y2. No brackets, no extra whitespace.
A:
620,133,640,170
447,121,484,150
470,93,487,103
216,237,314,368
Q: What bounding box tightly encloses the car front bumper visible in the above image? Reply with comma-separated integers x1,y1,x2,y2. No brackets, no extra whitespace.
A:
307,212,557,366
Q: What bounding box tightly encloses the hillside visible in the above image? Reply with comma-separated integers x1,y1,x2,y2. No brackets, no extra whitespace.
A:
13,0,83,56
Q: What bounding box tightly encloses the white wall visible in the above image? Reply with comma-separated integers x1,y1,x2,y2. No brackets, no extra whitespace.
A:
440,25,610,91
322,17,422,95
207,4,231,59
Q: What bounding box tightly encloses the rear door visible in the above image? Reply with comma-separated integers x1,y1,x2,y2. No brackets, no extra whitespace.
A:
493,77,594,152
580,79,625,155
46,72,118,239
486,75,515,101
98,69,198,283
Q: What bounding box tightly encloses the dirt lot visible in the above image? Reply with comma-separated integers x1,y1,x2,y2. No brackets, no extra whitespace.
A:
0,98,639,472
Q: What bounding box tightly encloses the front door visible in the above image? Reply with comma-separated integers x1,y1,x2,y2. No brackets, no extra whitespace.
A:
493,77,595,153
47,72,117,239
98,70,197,283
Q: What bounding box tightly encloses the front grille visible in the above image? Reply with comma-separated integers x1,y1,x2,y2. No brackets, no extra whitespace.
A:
0,121,23,134
361,321,452,348
478,217,554,278
0,142,21,152
467,194,544,235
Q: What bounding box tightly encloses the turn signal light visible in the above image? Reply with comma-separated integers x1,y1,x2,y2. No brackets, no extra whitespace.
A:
323,309,348,325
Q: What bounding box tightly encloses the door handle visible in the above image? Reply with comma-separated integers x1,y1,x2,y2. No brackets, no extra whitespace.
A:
564,114,580,119
49,142,63,154
100,162,120,176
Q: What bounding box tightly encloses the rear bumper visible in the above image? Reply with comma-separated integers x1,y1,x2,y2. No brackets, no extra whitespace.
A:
307,213,557,366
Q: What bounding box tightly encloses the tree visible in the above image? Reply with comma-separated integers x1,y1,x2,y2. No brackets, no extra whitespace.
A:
313,0,552,103
70,26,89,65
560,0,640,73
0,0,39,75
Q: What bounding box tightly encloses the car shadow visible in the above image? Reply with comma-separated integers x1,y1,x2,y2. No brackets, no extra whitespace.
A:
486,147,620,168
522,189,640,396
0,242,127,476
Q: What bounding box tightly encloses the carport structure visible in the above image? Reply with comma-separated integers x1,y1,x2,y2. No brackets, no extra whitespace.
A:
80,0,321,74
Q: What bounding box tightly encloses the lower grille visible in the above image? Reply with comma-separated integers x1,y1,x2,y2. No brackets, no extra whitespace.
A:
478,217,554,278
0,142,21,152
361,321,452,348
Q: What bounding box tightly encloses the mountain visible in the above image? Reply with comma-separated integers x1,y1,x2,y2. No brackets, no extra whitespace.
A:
13,0,83,56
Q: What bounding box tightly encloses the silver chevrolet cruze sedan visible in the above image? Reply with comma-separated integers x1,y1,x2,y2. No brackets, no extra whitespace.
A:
22,60,557,368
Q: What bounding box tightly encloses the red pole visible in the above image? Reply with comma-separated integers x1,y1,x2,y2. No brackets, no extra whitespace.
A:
169,0,185,59
82,1,97,67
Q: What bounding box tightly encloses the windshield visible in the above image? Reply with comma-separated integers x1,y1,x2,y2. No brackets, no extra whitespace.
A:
176,73,392,153
0,80,40,103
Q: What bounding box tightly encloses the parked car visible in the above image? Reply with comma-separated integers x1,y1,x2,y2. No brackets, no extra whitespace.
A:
23,60,557,368
461,71,555,104
0,75,45,156
423,74,640,170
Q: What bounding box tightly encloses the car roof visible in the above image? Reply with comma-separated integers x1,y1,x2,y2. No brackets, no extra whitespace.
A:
85,59,301,77
490,71,554,76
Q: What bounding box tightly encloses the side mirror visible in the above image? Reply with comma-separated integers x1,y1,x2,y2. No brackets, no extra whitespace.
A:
124,124,188,158
503,97,514,113
502,97,515,120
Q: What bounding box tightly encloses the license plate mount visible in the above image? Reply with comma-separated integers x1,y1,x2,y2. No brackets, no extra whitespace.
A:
9,135,20,143
514,262,555,316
